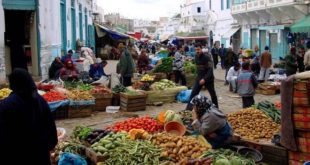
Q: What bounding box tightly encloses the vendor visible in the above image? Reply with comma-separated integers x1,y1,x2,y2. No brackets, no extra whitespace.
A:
137,49,149,74
48,57,64,80
89,58,108,81
61,50,73,63
226,63,241,93
59,59,79,81
191,95,233,149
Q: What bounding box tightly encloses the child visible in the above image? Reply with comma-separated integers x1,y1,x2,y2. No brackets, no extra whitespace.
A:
237,62,258,108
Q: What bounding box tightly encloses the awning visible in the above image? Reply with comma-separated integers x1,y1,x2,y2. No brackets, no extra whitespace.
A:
222,27,240,39
291,14,310,33
95,24,129,40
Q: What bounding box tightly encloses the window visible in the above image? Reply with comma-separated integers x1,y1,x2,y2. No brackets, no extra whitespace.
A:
221,0,224,10
71,0,74,8
227,0,231,9
197,7,201,13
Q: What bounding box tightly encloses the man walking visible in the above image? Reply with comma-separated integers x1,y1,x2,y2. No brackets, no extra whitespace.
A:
259,46,272,82
224,47,238,85
186,44,218,110
219,44,226,69
211,43,219,69
119,42,135,87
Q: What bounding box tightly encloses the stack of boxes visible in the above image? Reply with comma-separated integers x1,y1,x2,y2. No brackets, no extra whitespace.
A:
289,79,310,165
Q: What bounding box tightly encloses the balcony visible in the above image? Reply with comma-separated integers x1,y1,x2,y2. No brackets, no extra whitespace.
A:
232,0,309,14
231,3,247,14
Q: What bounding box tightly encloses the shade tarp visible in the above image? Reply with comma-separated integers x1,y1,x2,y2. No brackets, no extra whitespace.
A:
95,24,129,40
290,14,310,33
222,27,240,39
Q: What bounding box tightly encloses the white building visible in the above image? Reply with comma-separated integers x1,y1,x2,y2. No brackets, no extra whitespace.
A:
179,0,208,33
0,0,95,80
231,0,310,59
155,15,181,36
207,0,240,49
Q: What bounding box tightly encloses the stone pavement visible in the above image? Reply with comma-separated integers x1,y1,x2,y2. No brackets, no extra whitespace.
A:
56,61,280,134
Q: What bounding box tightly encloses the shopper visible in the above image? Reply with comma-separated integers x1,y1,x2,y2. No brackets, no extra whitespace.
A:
285,47,298,76
297,46,305,72
259,46,272,82
304,41,310,71
186,44,218,110
211,43,219,69
226,63,241,93
224,47,238,85
191,95,232,149
219,44,226,69
0,68,58,164
237,62,258,108
173,46,186,86
119,42,135,87
137,49,149,74
48,57,64,80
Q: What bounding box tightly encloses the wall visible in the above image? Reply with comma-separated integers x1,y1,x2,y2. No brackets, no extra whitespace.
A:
0,0,5,82
66,0,93,51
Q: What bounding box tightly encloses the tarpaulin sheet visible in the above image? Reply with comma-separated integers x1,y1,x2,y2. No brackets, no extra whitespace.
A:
48,100,70,112
69,100,95,106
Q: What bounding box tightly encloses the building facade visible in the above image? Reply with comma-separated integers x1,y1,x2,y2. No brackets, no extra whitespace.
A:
179,0,208,33
232,0,310,59
0,0,94,80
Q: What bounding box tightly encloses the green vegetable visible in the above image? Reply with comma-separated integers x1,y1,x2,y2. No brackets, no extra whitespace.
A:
154,57,173,73
214,158,231,165
230,156,243,165
200,149,255,165
184,61,197,74
254,100,281,123
112,85,127,93
72,126,93,140
77,84,93,91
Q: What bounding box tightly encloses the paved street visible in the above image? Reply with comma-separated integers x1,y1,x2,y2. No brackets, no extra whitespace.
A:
56,61,280,134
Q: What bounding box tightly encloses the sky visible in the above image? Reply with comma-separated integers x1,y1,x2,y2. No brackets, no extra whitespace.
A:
97,0,183,21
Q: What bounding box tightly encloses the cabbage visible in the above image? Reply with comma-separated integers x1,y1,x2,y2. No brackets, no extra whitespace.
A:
214,158,231,165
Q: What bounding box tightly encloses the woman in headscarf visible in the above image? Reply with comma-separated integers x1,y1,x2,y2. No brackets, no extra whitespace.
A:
0,68,58,164
137,49,149,74
191,95,232,149
48,57,64,79
59,59,79,81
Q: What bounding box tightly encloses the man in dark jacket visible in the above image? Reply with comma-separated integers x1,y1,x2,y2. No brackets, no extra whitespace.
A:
0,68,58,164
224,47,238,85
285,47,298,76
211,43,219,69
186,45,218,110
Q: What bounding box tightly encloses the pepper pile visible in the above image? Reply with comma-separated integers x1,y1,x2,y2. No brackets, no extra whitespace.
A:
107,116,163,133
42,91,67,102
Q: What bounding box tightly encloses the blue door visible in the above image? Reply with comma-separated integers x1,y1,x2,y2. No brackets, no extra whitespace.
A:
243,32,249,48
71,0,76,50
259,30,266,55
60,0,67,53
79,4,83,42
2,0,36,10
88,25,95,50
84,8,88,47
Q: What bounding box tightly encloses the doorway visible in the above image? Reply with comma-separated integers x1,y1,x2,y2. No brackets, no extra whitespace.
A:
270,33,278,59
251,29,257,49
259,30,266,55
4,10,38,75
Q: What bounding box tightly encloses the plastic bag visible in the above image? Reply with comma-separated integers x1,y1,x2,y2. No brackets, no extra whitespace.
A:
91,76,109,86
110,73,121,89
176,90,192,103
58,152,87,165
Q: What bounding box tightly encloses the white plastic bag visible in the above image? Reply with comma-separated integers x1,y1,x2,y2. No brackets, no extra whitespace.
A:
91,76,109,86
110,73,121,89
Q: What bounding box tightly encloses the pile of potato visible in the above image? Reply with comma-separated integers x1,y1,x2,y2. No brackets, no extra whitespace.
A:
68,89,94,101
227,108,280,140
150,133,211,163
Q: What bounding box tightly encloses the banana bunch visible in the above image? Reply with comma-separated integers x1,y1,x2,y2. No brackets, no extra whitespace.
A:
0,88,12,100
141,74,155,81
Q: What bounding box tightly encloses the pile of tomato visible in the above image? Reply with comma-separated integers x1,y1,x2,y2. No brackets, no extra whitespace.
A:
43,91,67,102
107,116,163,133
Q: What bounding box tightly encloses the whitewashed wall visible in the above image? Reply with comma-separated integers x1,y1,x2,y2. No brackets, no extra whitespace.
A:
0,0,5,82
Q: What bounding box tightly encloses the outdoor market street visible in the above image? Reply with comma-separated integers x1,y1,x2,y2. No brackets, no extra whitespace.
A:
56,60,280,134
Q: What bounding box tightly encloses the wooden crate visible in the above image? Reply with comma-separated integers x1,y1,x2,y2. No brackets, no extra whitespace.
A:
52,105,69,120
298,138,310,153
94,98,112,111
92,93,113,99
68,105,93,118
120,92,147,112
112,93,120,106
85,148,107,163
256,89,278,95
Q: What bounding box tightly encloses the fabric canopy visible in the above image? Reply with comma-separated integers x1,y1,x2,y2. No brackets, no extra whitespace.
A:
222,27,240,39
290,14,310,33
95,24,129,40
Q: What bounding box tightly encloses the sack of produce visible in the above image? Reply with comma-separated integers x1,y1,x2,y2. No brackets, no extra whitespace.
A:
146,86,188,104
58,152,87,165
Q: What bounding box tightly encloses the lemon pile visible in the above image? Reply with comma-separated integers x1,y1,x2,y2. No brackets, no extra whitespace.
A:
141,74,155,81
0,88,12,100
